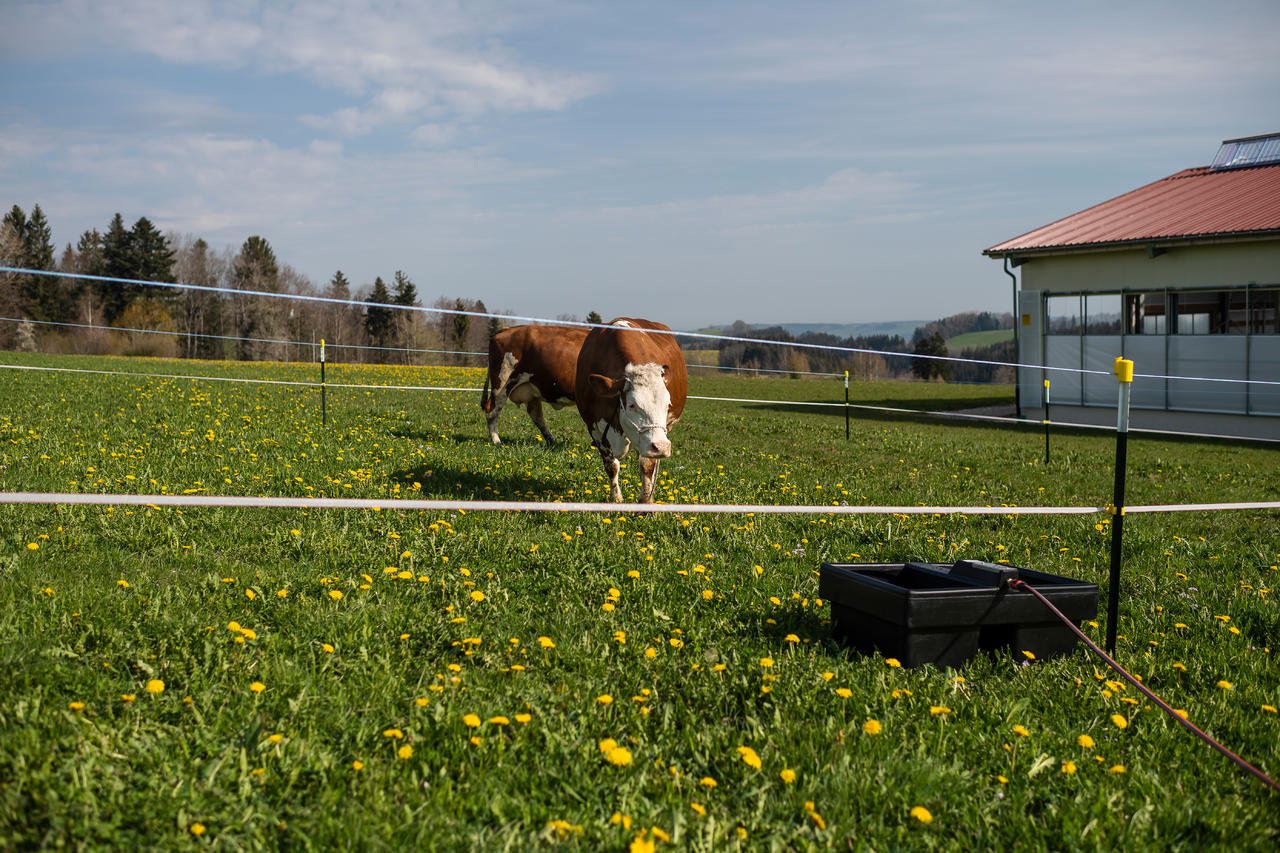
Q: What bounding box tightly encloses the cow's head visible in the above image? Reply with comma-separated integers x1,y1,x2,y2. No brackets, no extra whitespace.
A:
588,362,672,458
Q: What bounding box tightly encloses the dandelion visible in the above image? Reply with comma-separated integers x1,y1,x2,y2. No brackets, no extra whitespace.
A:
322,643,334,654
1110,714,1128,729
462,713,481,728
1109,764,1126,774
886,658,902,668
605,746,633,766
1078,734,1095,749
470,590,485,602
1217,680,1234,690
597,694,614,705
630,836,655,853
538,636,555,649
736,746,763,769
598,738,618,754
836,687,853,699
416,697,429,707
383,729,404,739
121,694,136,702
1012,724,1030,737
515,713,532,723
488,716,509,725
644,647,657,659
910,806,933,824
276,589,288,598
821,671,835,682
249,681,265,694
398,744,413,759
117,579,129,588
784,633,800,643
780,768,797,783
701,590,714,600
245,588,256,600
328,590,343,601
690,802,706,816
699,776,717,788
1021,650,1036,660
267,733,284,743
146,679,165,694
930,706,951,715
863,719,883,735
190,823,206,836
760,657,774,668
352,760,364,770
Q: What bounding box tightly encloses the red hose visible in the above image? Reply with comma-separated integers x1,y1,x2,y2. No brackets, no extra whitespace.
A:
1008,578,1280,794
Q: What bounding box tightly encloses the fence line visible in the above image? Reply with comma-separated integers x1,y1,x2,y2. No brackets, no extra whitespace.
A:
7,267,1280,389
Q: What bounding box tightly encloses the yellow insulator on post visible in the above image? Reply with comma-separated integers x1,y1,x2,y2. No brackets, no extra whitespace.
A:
1113,357,1133,384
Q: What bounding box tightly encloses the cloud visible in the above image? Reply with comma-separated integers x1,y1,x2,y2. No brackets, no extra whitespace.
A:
4,0,601,134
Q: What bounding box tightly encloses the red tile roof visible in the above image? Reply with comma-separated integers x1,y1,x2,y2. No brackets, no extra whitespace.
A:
984,163,1280,256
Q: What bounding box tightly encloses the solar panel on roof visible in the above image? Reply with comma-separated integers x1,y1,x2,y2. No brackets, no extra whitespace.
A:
1210,133,1280,170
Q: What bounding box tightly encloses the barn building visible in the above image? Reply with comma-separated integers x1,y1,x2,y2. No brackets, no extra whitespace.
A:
984,132,1280,441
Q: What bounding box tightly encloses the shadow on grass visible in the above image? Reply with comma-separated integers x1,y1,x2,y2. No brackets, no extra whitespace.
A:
388,457,581,501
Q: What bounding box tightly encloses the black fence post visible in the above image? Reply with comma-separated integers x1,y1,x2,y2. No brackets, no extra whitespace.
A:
320,339,327,426
844,370,850,440
1106,357,1133,655
1043,378,1051,465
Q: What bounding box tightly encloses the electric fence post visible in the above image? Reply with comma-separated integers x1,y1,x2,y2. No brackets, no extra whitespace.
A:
1106,356,1134,655
320,339,327,427
844,370,850,440
1043,378,1051,464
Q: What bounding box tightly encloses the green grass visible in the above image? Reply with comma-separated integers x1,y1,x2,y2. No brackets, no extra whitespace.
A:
946,329,1015,351
1,352,1278,850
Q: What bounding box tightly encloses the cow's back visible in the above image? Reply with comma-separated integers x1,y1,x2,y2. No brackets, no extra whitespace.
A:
494,324,588,403
576,318,687,426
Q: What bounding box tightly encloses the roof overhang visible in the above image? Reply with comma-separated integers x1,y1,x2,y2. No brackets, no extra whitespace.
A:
983,229,1280,262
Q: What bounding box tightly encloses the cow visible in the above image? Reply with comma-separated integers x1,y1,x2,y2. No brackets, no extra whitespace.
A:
480,324,589,447
575,318,688,504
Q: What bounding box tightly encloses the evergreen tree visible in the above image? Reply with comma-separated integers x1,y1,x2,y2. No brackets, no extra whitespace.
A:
452,297,470,356
391,270,417,306
911,332,950,381
74,229,105,324
327,270,351,301
365,276,394,351
230,236,280,359
99,213,135,321
586,310,603,326
131,217,175,284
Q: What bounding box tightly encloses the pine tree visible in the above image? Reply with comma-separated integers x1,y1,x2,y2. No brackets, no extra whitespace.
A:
327,270,351,301
18,204,63,322
452,298,470,358
99,213,135,321
131,217,175,284
391,270,417,306
365,276,394,352
911,332,950,381
231,236,280,359
586,310,602,326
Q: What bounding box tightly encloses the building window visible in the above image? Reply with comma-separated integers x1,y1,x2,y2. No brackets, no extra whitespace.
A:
1251,290,1278,334
1173,290,1247,334
1085,294,1122,334
1046,295,1081,334
1125,292,1166,334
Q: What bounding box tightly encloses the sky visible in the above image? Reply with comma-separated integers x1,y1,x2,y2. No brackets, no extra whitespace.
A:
2,0,1278,330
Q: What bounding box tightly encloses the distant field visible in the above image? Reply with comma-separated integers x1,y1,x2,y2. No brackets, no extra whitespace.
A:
946,329,1015,351
2,351,1277,850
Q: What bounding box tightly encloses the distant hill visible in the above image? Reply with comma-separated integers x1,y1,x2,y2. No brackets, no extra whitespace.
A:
945,329,1015,351
752,321,925,340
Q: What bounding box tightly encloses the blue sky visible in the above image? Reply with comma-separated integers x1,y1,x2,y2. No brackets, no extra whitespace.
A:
3,0,1278,329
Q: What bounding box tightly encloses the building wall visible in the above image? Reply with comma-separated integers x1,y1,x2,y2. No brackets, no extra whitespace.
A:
1016,238,1280,294
1011,238,1280,436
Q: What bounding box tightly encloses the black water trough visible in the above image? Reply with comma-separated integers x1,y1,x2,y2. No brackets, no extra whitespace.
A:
818,559,1098,669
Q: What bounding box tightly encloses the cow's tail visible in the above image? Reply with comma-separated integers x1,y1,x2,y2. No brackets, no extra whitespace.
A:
480,329,498,412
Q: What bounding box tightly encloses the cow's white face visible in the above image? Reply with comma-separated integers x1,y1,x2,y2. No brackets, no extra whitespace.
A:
619,363,672,458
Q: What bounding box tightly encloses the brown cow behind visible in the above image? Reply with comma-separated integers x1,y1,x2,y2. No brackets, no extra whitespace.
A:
575,318,688,503
481,324,589,447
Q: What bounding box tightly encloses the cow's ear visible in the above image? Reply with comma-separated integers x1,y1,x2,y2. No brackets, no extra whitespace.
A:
588,374,619,397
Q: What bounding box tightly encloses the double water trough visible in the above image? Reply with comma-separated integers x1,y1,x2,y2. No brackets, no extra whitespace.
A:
818,559,1099,669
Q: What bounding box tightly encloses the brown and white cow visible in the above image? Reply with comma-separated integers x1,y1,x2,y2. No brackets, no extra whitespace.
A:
481,324,589,447
575,318,688,504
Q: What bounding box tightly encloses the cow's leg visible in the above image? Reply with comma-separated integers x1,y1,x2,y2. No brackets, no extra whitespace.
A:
639,457,661,504
526,398,556,448
484,353,519,445
598,447,623,502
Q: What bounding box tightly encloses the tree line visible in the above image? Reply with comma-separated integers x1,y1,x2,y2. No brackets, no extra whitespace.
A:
0,203,499,363
712,311,1015,384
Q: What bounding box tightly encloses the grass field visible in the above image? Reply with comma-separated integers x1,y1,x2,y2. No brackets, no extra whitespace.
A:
944,329,1015,351
2,352,1278,850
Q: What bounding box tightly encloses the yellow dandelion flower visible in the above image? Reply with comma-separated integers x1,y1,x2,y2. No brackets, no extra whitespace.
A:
836,687,853,699
1217,680,1233,690
701,590,714,600
784,633,800,643
1078,734,1095,748
470,590,485,602
863,719,883,735
598,738,618,753
736,746,762,769
245,588,256,600
515,713,532,723
630,836,655,853
145,679,165,694
690,802,706,815
597,694,613,705
328,590,343,601
809,811,826,830
462,713,481,728
644,647,657,659
699,776,717,788
760,657,774,668
276,589,288,598
488,716,509,725
910,806,933,824
117,579,129,588
190,823,206,836
416,697,429,707
1012,724,1030,737
1110,714,1128,729
249,681,265,693
821,671,835,681
322,643,334,654
267,733,284,743
780,768,797,783
383,728,404,739
1109,764,1126,774
605,746,633,766
538,636,555,649
886,658,902,668
352,760,364,770
1062,760,1077,775
398,744,413,760
121,694,136,702
930,706,951,715
1021,650,1036,660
